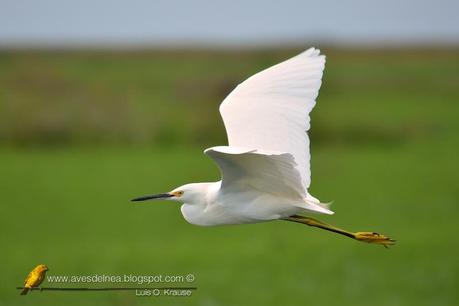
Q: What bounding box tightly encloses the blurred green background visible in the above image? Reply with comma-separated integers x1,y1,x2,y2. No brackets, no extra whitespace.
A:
1,48,458,306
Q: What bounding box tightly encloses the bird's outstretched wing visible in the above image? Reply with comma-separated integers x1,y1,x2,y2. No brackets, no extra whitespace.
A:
205,146,305,200
205,146,332,214
219,48,325,190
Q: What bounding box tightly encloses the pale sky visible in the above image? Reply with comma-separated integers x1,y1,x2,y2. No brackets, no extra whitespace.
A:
1,0,458,47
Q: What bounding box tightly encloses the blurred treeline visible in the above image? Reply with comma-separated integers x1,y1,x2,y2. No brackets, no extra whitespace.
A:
0,48,458,148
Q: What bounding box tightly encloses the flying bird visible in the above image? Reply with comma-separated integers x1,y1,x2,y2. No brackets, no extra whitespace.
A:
20,264,48,295
132,48,394,247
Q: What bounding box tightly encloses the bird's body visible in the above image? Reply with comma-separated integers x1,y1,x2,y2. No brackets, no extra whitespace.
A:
180,148,333,227
21,264,48,295
133,48,395,247
180,181,306,226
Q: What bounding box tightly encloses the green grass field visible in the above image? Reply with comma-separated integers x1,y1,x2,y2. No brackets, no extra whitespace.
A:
1,48,458,305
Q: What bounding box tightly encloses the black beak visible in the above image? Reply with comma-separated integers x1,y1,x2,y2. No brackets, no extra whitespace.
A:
131,193,173,202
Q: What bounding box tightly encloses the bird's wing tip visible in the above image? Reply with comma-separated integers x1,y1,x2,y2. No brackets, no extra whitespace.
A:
303,47,321,56
296,47,325,63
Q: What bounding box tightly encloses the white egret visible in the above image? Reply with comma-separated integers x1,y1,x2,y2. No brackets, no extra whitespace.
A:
132,48,394,247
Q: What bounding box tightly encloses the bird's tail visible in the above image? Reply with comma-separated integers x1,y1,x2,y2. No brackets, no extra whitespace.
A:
303,198,334,215
20,287,29,295
303,194,334,214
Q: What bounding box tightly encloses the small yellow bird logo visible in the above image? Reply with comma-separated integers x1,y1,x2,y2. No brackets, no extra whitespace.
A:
20,264,48,295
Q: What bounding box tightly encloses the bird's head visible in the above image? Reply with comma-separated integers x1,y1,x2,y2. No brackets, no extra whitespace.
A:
35,264,49,272
131,183,211,205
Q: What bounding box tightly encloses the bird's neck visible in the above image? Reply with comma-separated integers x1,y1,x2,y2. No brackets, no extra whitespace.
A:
186,181,221,206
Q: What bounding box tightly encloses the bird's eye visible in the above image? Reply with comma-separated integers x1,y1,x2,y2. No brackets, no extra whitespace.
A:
177,191,184,196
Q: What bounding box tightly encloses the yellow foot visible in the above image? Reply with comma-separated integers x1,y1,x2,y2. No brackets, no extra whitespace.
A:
354,232,396,248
